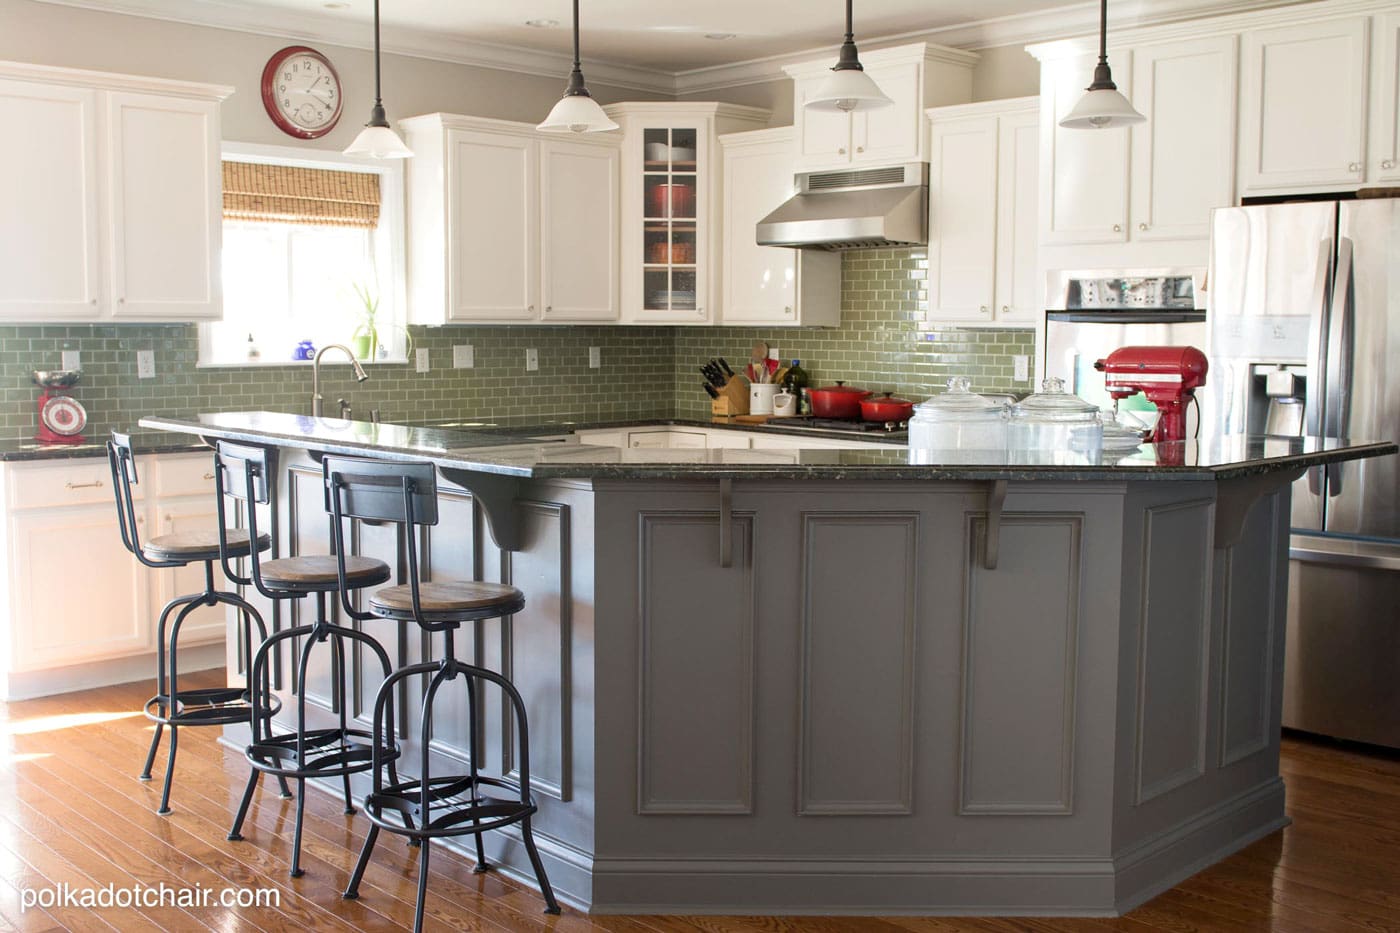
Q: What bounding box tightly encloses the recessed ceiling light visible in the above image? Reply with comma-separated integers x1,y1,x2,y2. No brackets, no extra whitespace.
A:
705,33,737,40
323,1,348,8
525,18,559,28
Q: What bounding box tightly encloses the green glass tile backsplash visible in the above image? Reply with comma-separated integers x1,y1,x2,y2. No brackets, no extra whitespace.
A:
0,250,1034,441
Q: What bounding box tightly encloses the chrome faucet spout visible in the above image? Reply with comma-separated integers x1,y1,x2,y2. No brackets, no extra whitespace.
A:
312,344,369,417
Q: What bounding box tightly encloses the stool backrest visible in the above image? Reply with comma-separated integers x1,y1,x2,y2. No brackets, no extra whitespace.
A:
322,456,439,526
107,431,147,561
214,441,273,505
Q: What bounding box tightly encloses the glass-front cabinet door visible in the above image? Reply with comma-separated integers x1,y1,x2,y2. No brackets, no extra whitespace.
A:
642,126,700,316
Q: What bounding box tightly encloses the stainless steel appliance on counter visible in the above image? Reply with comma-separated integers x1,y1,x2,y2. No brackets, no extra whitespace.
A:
1043,271,1207,432
1208,199,1400,748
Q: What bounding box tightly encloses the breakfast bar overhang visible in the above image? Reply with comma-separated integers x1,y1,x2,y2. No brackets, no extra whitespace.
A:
141,412,1396,916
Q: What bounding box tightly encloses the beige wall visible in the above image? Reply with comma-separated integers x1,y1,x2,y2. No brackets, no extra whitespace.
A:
0,0,665,147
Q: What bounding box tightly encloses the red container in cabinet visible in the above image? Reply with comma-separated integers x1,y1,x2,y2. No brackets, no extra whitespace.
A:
648,183,695,218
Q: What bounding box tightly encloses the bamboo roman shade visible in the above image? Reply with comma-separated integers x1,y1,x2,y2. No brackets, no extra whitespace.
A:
222,161,381,228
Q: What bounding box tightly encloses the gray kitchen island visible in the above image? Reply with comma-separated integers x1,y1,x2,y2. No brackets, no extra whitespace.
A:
141,412,1394,917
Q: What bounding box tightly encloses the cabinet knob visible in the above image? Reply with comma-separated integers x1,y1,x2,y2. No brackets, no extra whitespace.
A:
838,148,847,155
856,146,865,154
1113,224,1122,233
1348,162,1361,172
1383,159,1395,170
117,297,125,304
784,306,793,314
1138,223,1149,231
980,305,989,313
528,305,535,312
545,305,553,312
1001,305,1010,313
90,299,98,306
203,472,215,481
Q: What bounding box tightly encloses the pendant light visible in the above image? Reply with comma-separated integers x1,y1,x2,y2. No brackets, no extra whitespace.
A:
344,0,413,158
537,0,619,133
1059,0,1145,129
806,0,892,113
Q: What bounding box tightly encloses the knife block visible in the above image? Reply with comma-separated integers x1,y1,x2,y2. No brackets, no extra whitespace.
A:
710,377,749,417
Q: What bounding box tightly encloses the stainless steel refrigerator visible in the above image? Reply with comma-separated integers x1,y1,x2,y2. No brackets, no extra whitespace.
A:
1208,199,1400,748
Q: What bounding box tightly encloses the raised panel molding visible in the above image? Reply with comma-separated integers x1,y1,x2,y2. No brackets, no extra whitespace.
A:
798,512,918,816
1218,490,1282,767
499,499,572,801
1134,499,1215,805
959,513,1081,816
636,511,756,815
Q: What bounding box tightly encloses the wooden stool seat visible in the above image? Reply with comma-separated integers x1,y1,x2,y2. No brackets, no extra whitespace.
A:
369,581,524,622
260,555,390,591
143,528,271,563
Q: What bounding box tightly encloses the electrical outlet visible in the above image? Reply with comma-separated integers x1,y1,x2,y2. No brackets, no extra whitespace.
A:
525,348,539,372
1013,355,1030,382
452,344,475,369
136,350,155,379
767,347,781,362
588,347,601,369
415,348,430,373
61,350,80,371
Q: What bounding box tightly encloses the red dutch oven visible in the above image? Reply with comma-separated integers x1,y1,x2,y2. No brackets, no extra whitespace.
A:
859,391,916,423
806,381,871,419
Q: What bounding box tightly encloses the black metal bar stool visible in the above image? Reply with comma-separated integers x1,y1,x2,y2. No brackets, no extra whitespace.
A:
323,455,559,930
106,432,283,815
213,440,402,878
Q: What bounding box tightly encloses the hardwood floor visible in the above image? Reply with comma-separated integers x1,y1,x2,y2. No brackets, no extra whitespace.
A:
1,673,1397,932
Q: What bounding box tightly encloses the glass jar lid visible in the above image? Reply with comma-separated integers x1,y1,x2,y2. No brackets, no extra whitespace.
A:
1009,377,1102,424
911,377,1006,424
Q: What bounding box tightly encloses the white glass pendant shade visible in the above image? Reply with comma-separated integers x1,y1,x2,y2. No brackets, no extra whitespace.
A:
344,123,413,158
806,67,892,113
537,92,619,134
1059,85,1145,129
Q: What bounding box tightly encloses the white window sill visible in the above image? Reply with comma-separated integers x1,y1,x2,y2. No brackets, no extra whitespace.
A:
196,357,409,369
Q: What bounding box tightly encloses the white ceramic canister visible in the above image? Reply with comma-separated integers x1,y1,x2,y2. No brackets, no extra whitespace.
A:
750,382,780,415
908,377,1008,462
772,391,798,417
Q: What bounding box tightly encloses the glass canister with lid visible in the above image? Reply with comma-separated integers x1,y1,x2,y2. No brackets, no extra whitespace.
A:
908,376,1008,464
1006,377,1104,462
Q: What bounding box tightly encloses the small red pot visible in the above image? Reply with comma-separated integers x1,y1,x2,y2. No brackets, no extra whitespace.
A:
859,392,916,423
806,381,871,419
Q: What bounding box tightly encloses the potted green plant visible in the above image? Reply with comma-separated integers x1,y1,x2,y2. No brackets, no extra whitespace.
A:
350,283,412,361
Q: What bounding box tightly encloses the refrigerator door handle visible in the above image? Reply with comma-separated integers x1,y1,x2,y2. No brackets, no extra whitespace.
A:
1324,238,1355,497
1304,238,1334,495
1291,539,1400,572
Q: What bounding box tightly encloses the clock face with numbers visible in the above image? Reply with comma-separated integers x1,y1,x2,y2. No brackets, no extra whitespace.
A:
260,46,343,139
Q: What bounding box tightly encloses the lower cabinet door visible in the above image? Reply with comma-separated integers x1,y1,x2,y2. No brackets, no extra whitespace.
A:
151,498,227,646
9,503,150,670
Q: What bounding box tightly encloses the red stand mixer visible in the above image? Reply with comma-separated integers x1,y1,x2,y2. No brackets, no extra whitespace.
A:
1094,346,1208,445
32,370,88,445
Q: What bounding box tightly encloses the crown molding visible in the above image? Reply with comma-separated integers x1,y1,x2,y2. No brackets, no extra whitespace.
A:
0,57,234,97
31,0,678,93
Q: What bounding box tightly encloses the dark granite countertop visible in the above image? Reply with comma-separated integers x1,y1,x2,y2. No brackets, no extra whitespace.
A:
138,411,1396,483
0,431,209,462
402,415,908,445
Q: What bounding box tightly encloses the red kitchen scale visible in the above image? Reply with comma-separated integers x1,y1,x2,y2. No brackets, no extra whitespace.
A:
32,370,88,444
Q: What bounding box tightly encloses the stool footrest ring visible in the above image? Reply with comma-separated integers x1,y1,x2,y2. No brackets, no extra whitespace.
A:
246,727,400,778
363,774,537,839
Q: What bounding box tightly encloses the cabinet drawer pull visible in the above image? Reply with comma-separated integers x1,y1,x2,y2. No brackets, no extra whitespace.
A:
65,480,103,490
203,472,215,481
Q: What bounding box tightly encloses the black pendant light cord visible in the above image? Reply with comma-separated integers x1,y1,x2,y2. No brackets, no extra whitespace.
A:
833,0,865,72
367,0,389,127
565,0,592,97
1087,0,1117,91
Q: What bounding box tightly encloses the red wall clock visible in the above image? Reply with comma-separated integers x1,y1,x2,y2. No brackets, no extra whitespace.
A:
261,46,344,139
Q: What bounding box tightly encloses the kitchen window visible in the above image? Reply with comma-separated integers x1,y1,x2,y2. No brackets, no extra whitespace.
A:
199,144,406,366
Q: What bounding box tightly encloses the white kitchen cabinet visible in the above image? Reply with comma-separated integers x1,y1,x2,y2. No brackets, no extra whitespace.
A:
150,500,226,645
702,430,753,449
1239,17,1370,193
605,102,769,325
719,128,840,327
0,64,229,324
627,429,708,449
1369,13,1400,184
784,43,977,171
1130,36,1238,241
926,99,1038,326
1040,51,1132,246
403,113,620,325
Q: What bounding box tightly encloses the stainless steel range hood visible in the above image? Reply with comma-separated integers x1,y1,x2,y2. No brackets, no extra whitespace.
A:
756,162,928,250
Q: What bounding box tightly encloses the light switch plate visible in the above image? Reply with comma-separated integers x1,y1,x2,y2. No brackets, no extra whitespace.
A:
588,347,601,369
136,350,155,379
453,344,474,369
525,348,539,372
415,348,431,373
1014,355,1030,382
61,350,80,371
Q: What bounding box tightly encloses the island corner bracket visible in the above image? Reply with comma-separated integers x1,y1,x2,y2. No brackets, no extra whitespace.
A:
1213,467,1306,549
437,467,524,551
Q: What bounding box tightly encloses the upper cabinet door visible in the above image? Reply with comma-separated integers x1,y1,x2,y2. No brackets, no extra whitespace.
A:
721,138,798,323
1369,13,1400,184
448,129,538,321
994,110,1040,323
0,81,101,321
928,115,998,322
107,92,221,320
540,139,619,322
1130,36,1238,241
794,76,853,167
852,62,924,164
1239,17,1369,193
1041,51,1131,245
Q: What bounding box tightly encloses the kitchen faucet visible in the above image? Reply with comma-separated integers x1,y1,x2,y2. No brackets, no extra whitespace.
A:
311,344,368,417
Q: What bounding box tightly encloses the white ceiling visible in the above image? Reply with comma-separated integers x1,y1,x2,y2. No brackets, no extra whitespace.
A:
39,0,1315,90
